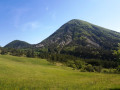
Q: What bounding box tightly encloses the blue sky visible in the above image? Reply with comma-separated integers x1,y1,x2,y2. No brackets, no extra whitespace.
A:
0,0,120,46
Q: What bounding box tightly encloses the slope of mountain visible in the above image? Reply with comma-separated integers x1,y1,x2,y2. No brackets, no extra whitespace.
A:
36,19,120,50
4,40,32,49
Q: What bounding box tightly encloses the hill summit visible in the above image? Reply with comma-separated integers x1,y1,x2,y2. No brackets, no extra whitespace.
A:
4,40,31,49
36,19,120,50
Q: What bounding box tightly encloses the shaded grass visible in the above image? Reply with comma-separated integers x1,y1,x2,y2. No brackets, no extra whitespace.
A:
0,55,120,90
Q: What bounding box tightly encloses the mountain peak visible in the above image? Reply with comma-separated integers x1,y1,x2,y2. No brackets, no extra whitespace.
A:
36,19,120,50
68,19,89,24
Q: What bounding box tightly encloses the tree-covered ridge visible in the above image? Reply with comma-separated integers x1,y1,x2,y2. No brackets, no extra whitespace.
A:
36,19,120,50
3,19,120,60
4,40,32,49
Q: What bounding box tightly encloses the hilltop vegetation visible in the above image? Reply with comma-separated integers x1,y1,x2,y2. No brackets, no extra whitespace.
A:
0,55,120,90
4,40,32,49
37,19,120,50
34,19,120,60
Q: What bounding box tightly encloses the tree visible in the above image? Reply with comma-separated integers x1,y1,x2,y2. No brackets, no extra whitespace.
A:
117,65,120,72
26,49,35,58
84,64,94,72
113,43,120,64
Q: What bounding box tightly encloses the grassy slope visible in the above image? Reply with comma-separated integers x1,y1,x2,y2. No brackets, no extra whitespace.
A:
0,55,120,90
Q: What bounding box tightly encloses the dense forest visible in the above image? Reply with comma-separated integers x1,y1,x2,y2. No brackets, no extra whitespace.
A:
0,46,120,73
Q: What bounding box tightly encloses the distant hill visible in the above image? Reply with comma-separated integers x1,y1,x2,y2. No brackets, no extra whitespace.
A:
4,40,32,49
36,19,120,50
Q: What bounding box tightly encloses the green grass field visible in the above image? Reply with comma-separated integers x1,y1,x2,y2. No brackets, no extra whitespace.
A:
0,55,120,90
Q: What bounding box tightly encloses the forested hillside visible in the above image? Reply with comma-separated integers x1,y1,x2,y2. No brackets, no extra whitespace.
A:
4,40,32,49
37,19,120,49
35,19,120,60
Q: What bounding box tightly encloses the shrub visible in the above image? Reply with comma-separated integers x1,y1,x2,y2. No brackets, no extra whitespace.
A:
66,60,76,69
117,65,120,72
84,64,94,72
94,66,102,72
102,69,109,73
80,69,86,72
102,69,118,73
74,60,85,69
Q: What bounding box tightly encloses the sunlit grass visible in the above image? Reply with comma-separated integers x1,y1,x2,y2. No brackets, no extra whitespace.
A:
0,55,120,90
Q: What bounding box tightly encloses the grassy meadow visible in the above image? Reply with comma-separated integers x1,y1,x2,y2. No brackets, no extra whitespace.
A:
0,55,120,90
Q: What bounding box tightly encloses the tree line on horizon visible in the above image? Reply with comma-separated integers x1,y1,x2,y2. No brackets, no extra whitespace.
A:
0,46,120,73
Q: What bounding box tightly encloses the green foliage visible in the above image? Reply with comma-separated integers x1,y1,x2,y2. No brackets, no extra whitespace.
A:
83,64,102,72
102,69,118,74
38,19,120,57
26,49,35,57
102,69,110,73
117,65,120,72
4,40,32,49
113,43,120,63
94,66,102,72
85,59,118,68
0,47,119,72
66,60,76,69
84,64,94,72
65,60,85,69
0,48,7,55
74,60,85,69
